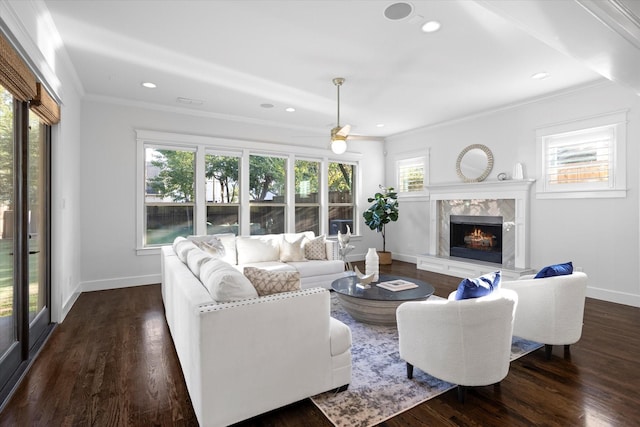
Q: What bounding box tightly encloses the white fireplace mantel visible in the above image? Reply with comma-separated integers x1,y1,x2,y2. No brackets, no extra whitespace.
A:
418,179,535,279
426,179,535,201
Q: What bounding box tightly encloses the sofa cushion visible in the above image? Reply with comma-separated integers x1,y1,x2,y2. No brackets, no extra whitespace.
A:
173,237,199,263
243,266,301,296
238,261,297,273
236,235,281,264
186,249,211,278
287,260,345,278
534,261,573,279
201,259,258,302
454,271,501,300
280,235,306,262
304,235,327,260
329,317,352,356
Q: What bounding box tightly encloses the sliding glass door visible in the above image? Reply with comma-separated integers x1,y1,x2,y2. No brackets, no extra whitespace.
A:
27,110,50,347
0,86,18,387
0,85,51,401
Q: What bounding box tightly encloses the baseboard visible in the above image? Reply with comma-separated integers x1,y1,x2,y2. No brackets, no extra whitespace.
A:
80,274,161,293
389,252,416,264
346,252,416,264
586,287,640,308
61,291,80,321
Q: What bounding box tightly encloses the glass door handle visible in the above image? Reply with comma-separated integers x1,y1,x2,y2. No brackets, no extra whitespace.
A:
29,251,40,255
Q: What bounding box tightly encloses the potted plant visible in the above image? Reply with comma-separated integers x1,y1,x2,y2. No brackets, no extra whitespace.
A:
363,186,399,264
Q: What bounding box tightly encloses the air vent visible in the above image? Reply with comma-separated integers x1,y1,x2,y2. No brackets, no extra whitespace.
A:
177,97,204,105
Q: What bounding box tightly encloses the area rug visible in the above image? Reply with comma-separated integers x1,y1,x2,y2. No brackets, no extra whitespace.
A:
310,294,542,427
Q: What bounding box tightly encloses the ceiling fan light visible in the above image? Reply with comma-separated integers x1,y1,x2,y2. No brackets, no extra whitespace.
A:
331,139,347,154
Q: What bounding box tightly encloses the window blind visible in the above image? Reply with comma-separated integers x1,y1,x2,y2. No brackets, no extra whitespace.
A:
546,126,613,185
1,33,60,124
31,82,60,125
0,32,37,101
398,160,424,192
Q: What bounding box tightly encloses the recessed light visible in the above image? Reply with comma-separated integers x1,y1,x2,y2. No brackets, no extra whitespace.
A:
285,107,296,112
260,103,274,109
376,123,385,128
531,72,549,80
421,21,441,33
142,82,156,89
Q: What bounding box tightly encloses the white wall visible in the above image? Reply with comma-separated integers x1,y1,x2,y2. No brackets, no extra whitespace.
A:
385,82,640,307
78,99,385,291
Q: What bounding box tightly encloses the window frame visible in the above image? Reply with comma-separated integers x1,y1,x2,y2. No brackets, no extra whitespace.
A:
536,111,627,199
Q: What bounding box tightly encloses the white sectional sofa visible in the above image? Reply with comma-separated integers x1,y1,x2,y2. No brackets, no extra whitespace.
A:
206,231,347,289
160,232,352,427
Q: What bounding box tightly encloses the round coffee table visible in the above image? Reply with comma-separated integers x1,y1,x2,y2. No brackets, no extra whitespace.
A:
331,274,435,325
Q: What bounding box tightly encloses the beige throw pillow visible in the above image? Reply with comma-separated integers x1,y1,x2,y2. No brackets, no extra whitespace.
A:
304,234,327,260
280,235,306,262
244,267,301,296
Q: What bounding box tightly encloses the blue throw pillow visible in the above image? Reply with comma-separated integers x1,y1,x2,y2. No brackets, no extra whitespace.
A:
534,262,573,279
454,271,501,300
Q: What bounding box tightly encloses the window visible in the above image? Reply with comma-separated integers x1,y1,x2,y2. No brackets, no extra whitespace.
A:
249,155,286,235
328,162,355,235
205,153,240,235
295,159,320,235
136,130,362,250
537,111,627,199
397,156,425,193
144,147,195,245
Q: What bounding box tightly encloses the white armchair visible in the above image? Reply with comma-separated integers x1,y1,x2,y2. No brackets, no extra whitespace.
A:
396,289,518,402
501,272,588,359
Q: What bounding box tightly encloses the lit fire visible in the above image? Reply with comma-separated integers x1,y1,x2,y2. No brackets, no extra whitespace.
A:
463,228,496,248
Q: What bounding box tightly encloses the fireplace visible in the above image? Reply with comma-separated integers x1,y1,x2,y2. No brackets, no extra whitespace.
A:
449,215,503,264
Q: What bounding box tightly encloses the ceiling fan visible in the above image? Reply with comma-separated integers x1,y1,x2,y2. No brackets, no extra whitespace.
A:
330,77,350,154
328,77,385,154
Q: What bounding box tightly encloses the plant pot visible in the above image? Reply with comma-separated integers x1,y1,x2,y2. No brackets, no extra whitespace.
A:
378,251,392,265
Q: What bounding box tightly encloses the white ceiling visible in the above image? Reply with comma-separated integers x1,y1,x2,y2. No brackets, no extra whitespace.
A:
42,0,640,141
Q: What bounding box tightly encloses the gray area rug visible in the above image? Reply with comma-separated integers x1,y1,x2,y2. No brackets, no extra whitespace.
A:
311,294,542,427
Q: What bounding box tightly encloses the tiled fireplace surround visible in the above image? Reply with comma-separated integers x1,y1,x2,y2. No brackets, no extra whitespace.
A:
417,180,535,280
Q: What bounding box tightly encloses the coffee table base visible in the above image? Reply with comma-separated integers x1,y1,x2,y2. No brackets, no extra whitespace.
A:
336,293,430,325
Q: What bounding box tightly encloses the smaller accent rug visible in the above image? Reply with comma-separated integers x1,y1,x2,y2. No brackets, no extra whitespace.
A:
311,295,542,427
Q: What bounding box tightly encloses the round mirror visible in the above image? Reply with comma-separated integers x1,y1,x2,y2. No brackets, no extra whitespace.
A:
456,144,494,182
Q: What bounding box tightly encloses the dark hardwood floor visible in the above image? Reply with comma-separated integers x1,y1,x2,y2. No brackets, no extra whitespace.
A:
1,261,638,426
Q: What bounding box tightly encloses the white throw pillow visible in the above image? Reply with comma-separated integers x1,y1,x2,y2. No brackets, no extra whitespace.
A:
200,258,234,284
280,235,306,262
236,236,280,264
244,266,301,296
304,234,327,260
186,249,211,278
187,235,226,257
188,233,237,265
203,261,258,302
173,238,199,263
